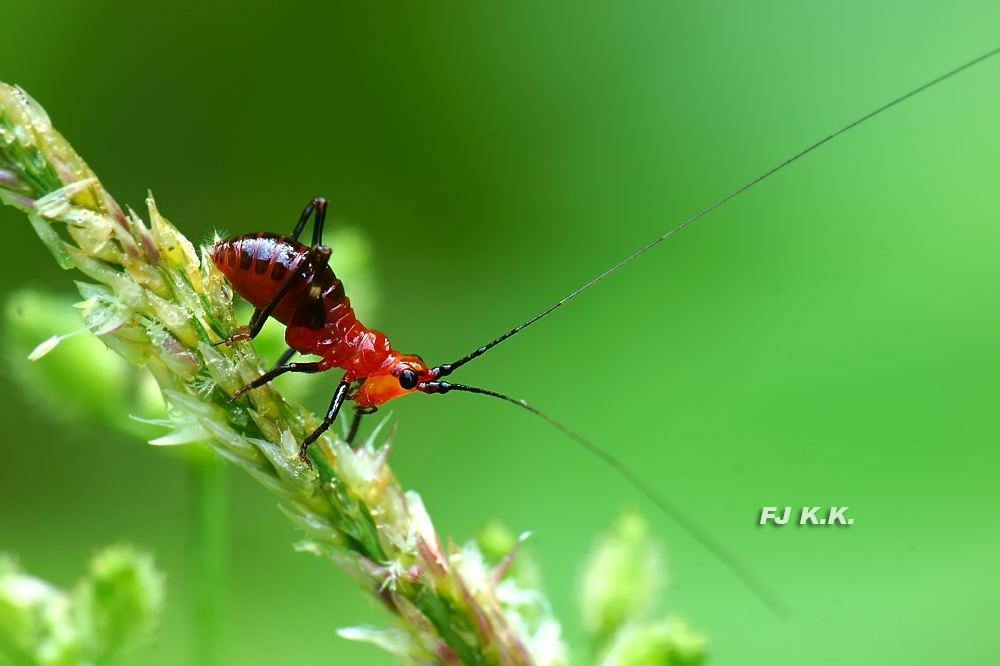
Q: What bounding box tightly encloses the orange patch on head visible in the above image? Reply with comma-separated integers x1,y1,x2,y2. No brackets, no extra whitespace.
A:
353,355,433,408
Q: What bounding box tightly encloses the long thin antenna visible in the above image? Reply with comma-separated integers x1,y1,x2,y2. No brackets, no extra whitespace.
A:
432,45,1000,380
420,380,787,616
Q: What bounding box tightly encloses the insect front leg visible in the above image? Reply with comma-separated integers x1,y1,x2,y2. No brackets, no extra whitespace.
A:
299,377,353,465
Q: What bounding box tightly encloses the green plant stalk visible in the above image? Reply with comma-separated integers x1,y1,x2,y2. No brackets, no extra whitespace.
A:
192,457,227,666
0,83,568,664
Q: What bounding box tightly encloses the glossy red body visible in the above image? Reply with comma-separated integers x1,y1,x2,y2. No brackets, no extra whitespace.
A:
211,232,432,407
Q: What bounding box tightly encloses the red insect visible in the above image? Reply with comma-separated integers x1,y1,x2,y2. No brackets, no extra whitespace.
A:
210,47,999,614
212,198,499,459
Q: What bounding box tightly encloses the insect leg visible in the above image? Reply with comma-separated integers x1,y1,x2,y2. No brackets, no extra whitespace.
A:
229,361,322,402
209,306,268,347
256,246,330,327
299,378,352,465
309,199,327,248
345,406,377,447
245,307,267,333
289,197,328,247
269,347,298,371
212,276,295,346
286,246,333,331
213,246,331,347
345,410,363,446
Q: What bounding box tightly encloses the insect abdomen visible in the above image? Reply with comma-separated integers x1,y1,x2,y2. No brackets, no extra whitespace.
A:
211,232,355,338
212,233,313,324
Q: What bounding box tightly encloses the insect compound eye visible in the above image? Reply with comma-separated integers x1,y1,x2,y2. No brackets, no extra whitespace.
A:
399,368,419,390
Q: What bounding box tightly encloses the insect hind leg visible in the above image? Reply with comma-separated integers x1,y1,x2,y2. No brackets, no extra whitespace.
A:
211,308,264,347
289,197,328,248
213,245,332,348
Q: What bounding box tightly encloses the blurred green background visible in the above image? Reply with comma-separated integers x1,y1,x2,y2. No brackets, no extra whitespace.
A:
2,1,999,664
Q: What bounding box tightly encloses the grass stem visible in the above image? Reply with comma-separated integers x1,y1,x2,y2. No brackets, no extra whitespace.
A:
191,457,227,666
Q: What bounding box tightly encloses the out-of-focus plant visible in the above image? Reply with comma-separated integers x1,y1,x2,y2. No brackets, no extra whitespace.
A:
579,511,706,666
0,81,703,664
3,288,165,441
0,545,163,666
